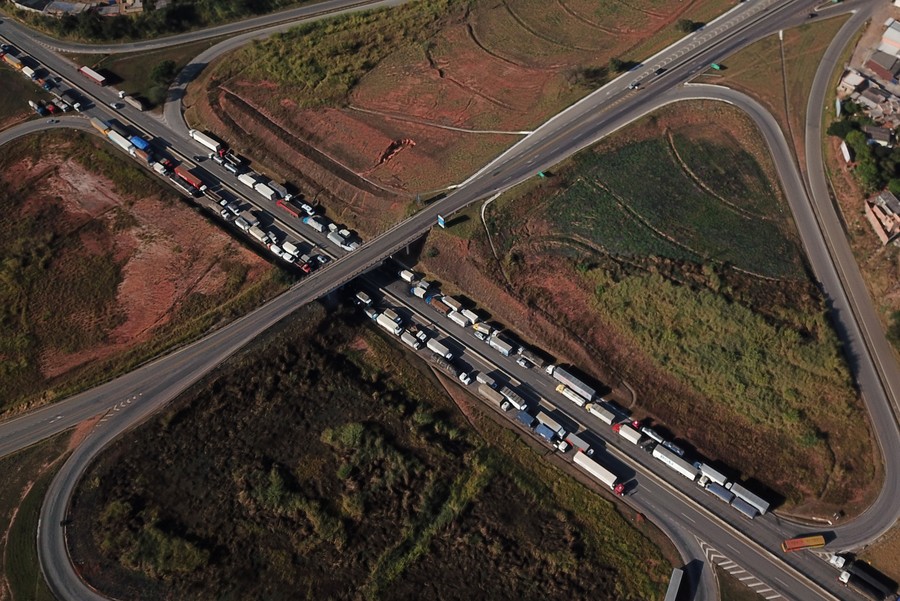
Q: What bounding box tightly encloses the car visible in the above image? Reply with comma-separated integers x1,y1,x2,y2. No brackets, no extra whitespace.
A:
516,357,531,369
46,118,58,124
109,102,120,109
299,262,312,274
642,442,657,453
654,67,666,76
315,254,329,265
473,330,487,341
193,155,205,162
628,81,640,89
808,12,816,18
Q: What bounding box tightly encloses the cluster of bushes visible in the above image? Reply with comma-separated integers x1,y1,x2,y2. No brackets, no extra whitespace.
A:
827,101,900,194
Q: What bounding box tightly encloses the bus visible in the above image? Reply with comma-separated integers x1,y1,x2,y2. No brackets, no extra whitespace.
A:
781,535,826,552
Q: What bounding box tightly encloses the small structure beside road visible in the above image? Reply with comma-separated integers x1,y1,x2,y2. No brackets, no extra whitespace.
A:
864,191,900,245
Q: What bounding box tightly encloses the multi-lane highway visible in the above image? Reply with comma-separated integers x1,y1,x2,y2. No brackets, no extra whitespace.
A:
0,0,897,599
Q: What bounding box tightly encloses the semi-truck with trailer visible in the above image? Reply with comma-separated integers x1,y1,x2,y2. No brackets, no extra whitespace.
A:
500,387,527,411
546,365,596,403
586,403,617,425
304,216,328,233
478,384,507,409
276,199,301,218
400,331,422,350
376,313,402,336
476,372,497,389
426,295,451,316
460,309,480,325
78,65,106,85
381,308,401,324
267,180,288,198
255,182,278,201
426,339,453,360
726,482,769,515
556,384,586,407
174,165,207,192
573,451,625,495
695,462,729,487
705,482,735,504
448,311,471,328
106,130,135,155
840,562,895,600
564,432,591,455
488,333,516,356
189,129,224,155
535,411,565,438
613,423,642,445
730,497,759,519
90,117,111,135
652,445,698,481
238,172,258,188
839,572,890,601
441,296,464,312
327,231,347,248
2,53,22,70
248,226,269,244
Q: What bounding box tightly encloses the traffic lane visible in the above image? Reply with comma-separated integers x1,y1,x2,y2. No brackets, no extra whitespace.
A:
805,8,900,548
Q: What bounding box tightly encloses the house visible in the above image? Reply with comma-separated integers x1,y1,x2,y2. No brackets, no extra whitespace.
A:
866,50,900,83
11,0,51,12
881,19,900,55
865,191,900,245
862,124,893,147
839,71,866,97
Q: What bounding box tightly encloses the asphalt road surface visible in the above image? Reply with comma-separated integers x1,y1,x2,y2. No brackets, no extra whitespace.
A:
0,0,895,599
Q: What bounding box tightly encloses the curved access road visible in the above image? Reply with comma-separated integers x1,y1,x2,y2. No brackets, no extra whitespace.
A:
1,0,405,55
804,8,900,550
0,113,96,145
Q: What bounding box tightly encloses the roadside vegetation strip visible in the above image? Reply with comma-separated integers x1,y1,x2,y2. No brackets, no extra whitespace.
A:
68,305,669,600
0,431,70,601
0,131,284,417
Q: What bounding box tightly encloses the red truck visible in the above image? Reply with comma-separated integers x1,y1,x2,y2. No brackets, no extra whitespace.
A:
78,65,106,86
276,199,300,218
426,295,450,316
174,165,206,192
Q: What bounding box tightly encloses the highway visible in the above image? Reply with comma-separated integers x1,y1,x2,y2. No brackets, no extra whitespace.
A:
0,0,896,598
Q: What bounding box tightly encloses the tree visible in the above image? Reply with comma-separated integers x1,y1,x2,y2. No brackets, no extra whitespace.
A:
150,60,177,86
676,19,698,33
826,120,855,139
609,57,626,73
888,179,900,197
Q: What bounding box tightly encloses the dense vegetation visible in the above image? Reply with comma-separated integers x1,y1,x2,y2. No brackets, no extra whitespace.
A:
544,130,802,278
222,0,459,109
827,100,900,194
70,304,668,600
475,104,872,507
9,0,311,42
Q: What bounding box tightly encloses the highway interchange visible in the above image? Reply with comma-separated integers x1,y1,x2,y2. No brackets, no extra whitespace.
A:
0,0,898,599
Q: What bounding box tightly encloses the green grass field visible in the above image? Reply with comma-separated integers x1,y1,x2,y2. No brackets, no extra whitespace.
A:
544,133,804,278
0,432,70,601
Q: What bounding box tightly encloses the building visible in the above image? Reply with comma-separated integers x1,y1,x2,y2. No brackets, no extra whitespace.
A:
862,124,893,147
866,50,900,84
881,19,900,56
865,191,900,245
11,0,51,12
839,71,866,97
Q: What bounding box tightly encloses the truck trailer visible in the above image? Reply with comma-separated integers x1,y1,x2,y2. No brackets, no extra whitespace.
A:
248,226,269,244
426,338,452,360
546,365,596,403
652,445,698,481
448,311,471,328
129,135,150,152
78,65,106,85
304,216,328,233
400,331,422,350
174,166,206,192
124,95,144,111
564,432,591,454
90,117,111,135
189,129,224,155
556,384,586,407
586,403,617,425
500,387,527,411
478,384,507,409
535,411,565,437
730,497,759,519
255,182,278,201
399,269,417,283
573,451,625,495
488,333,516,356
426,295,451,316
106,130,135,155
727,483,769,516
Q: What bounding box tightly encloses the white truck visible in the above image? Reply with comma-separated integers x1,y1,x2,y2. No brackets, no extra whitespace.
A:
400,331,422,349
255,182,278,201
304,216,328,233
248,226,269,244
376,313,402,336
189,129,223,154
399,269,417,283
556,384,586,407
585,403,617,425
448,311,471,328
238,172,258,188
426,338,453,360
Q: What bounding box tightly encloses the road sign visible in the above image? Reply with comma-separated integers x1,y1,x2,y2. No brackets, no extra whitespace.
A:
437,214,446,228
